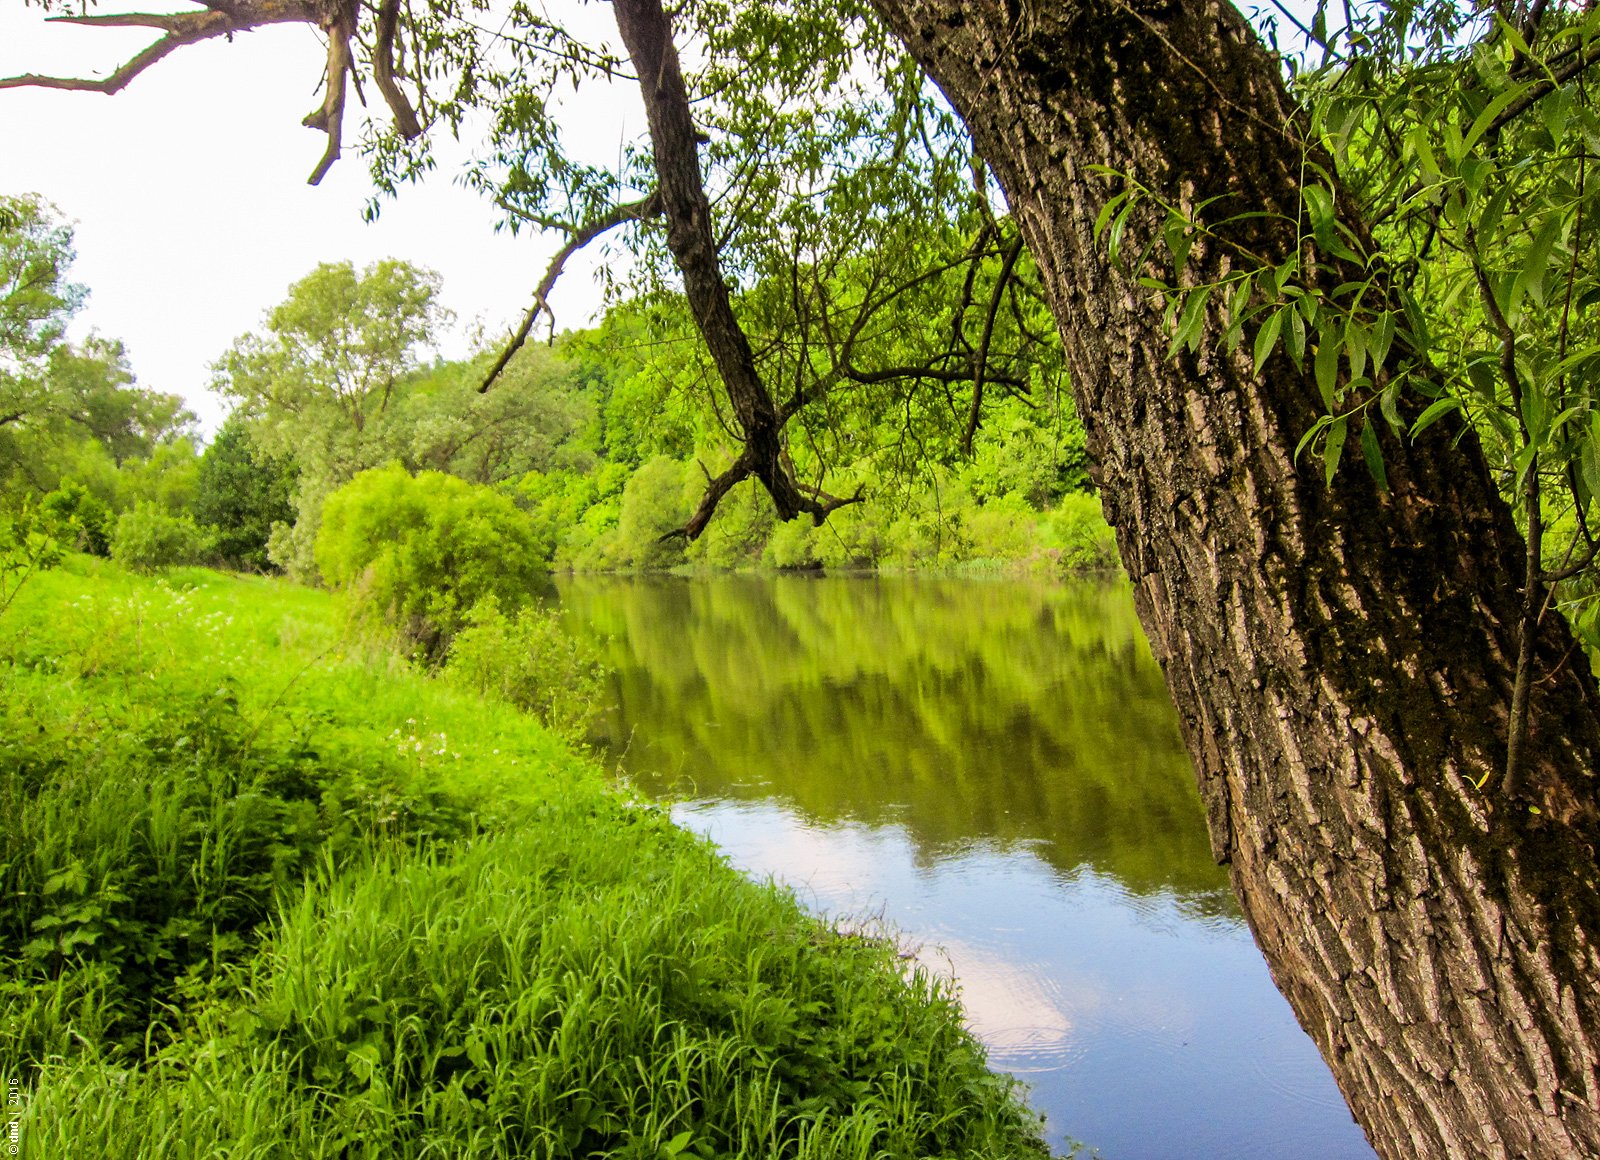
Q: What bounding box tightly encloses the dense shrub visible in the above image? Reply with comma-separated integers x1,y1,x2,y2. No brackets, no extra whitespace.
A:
315,464,547,657
443,595,610,743
610,455,694,569
763,513,818,570
40,482,112,556
0,681,475,1063
0,502,63,618
1048,492,1120,572
109,501,208,573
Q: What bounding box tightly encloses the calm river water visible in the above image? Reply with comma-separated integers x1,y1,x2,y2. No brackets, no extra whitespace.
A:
556,574,1376,1160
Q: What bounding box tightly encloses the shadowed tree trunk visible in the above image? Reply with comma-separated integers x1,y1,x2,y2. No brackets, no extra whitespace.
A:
868,1,1600,1156
612,0,863,539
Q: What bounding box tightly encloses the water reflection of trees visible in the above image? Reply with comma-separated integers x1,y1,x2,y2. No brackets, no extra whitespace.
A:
558,575,1236,916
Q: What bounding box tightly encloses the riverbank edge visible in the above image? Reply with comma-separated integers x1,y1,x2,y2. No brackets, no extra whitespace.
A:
1,558,1052,1158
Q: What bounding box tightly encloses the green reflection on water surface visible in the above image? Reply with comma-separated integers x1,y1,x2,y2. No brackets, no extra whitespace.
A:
557,574,1236,916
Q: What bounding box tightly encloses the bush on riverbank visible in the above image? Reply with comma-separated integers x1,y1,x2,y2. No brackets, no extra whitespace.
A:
1,559,1049,1158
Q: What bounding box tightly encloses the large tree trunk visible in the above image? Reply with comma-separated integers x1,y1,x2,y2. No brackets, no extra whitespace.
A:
870,1,1600,1156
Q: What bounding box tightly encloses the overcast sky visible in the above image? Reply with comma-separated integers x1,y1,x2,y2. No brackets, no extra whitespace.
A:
0,4,639,433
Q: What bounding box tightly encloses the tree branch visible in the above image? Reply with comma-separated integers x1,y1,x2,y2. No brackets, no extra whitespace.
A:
614,0,834,532
372,0,422,139
302,1,358,185
962,232,1025,455
0,3,318,96
479,190,662,392
838,362,1024,389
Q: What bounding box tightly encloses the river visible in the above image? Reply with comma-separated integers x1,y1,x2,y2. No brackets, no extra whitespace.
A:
556,573,1376,1159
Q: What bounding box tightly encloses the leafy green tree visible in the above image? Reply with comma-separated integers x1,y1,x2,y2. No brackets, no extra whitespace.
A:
315,464,548,657
213,259,445,577
0,193,83,427
46,336,191,465
610,456,695,570
192,413,296,572
0,200,193,501
39,481,111,556
17,1,1600,1154
396,347,593,484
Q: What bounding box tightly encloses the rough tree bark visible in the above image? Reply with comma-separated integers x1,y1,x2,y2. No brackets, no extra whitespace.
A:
868,1,1600,1157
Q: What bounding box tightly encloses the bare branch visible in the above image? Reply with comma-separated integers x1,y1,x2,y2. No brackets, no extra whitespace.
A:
1,3,318,95
838,362,1025,389
302,1,359,185
962,233,1025,455
372,0,421,139
480,190,662,392
663,452,754,542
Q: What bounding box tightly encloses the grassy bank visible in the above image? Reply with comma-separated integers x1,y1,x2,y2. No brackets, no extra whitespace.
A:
0,558,1048,1158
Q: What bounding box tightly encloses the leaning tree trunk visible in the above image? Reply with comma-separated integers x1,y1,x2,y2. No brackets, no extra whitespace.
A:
871,1,1600,1156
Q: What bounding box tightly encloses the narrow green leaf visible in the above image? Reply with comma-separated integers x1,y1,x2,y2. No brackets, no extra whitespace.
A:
1323,416,1348,485
1463,83,1527,151
1465,356,1499,399
1380,379,1404,432
1285,304,1308,364
1478,185,1511,246
1512,214,1563,317
1345,320,1367,383
1408,125,1442,181
1254,307,1285,374
1227,276,1252,325
1410,396,1463,437
1359,421,1388,491
1314,337,1340,409
1295,413,1334,462
1166,214,1194,277
1169,285,1212,357
1369,311,1396,371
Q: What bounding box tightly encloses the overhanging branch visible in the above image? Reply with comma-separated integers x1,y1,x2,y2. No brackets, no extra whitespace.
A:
0,3,318,95
479,190,662,392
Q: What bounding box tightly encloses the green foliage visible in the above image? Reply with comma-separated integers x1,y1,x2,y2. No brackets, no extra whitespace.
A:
1046,493,1122,574
0,680,474,1063
0,192,82,380
1,300,194,502
193,413,297,571
399,347,594,483
40,481,111,556
211,263,595,580
44,336,193,466
0,501,62,619
3,559,1049,1159
315,465,547,657
212,260,449,579
1102,2,1600,644
443,595,610,744
610,455,696,570
109,502,208,574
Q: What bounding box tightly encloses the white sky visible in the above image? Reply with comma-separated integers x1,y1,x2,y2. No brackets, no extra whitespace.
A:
0,3,640,433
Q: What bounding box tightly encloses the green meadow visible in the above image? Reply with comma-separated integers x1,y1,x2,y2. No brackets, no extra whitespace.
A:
1,558,1048,1159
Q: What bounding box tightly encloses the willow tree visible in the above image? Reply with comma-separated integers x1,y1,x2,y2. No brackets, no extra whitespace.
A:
10,2,1600,1158
864,1,1600,1157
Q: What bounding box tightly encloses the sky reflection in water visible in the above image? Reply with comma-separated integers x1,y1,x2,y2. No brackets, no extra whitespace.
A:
560,575,1375,1159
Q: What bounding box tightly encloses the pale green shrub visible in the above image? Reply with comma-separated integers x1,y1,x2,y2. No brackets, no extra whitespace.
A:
315,465,547,657
442,595,609,743
110,501,208,574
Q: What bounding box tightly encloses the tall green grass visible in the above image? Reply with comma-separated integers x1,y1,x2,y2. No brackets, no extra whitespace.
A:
1,558,1049,1158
